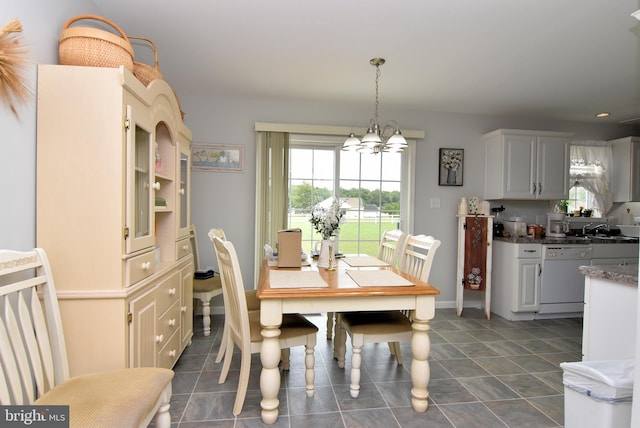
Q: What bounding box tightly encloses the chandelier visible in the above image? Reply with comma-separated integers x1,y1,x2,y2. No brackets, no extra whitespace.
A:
343,58,408,154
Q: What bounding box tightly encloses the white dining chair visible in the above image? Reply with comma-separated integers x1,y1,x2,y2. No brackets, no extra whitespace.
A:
336,234,441,398
212,236,318,415
190,224,223,337
0,248,174,427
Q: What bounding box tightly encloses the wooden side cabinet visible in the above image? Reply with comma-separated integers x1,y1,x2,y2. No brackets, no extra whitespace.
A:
456,215,493,319
36,65,193,376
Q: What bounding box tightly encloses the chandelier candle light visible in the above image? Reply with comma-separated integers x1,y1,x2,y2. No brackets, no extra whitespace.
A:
343,58,408,154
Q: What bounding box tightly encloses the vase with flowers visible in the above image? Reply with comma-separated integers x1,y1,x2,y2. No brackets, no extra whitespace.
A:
441,149,463,184
467,267,483,290
309,196,345,268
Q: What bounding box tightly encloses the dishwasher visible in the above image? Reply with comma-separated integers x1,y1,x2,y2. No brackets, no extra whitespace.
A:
539,245,592,314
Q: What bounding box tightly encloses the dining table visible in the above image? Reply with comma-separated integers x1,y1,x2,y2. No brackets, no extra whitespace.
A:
256,255,440,424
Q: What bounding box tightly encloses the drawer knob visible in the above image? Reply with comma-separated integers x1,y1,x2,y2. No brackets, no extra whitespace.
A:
169,288,176,296
169,318,176,326
182,244,189,251
153,182,161,190
179,188,185,195
142,261,151,270
169,349,177,358
181,305,187,312
155,334,164,343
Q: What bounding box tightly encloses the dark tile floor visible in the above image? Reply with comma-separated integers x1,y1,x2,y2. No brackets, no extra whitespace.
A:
164,308,582,427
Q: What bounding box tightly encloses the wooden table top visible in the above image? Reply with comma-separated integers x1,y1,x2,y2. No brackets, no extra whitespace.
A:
257,258,440,300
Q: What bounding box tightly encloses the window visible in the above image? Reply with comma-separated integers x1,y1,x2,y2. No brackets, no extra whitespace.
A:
567,142,613,218
288,134,410,257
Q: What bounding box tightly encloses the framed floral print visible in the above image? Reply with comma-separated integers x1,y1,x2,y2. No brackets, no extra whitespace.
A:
439,148,464,186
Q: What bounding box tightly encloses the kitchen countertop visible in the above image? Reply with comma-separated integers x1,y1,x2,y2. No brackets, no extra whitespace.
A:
579,264,639,285
494,236,639,245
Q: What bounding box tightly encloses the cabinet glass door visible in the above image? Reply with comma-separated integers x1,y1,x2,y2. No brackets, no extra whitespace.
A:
177,139,190,238
126,105,156,254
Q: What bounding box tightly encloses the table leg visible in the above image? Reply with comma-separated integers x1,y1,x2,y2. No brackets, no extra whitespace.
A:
410,317,431,412
260,307,282,424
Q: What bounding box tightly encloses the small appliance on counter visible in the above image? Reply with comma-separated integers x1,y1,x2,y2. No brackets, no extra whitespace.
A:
503,217,527,237
491,205,505,237
547,212,569,238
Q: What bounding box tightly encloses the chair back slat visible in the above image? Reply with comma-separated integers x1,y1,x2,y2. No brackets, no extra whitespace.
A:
398,234,441,282
0,249,70,405
211,237,251,350
377,230,406,267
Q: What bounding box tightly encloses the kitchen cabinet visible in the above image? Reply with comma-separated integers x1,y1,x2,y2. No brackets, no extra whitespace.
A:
610,136,640,202
582,265,638,360
456,215,493,319
36,65,193,376
484,129,572,200
491,241,542,320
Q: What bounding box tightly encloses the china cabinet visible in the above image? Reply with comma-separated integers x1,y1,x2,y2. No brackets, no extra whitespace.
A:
484,129,572,200
456,215,493,319
36,65,193,376
610,136,640,202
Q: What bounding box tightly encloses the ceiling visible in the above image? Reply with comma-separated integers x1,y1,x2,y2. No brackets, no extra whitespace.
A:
91,0,640,124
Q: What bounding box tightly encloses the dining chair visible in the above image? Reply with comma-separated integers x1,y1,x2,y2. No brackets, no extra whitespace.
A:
327,229,407,342
211,236,318,415
336,234,441,398
0,248,174,427
190,224,223,337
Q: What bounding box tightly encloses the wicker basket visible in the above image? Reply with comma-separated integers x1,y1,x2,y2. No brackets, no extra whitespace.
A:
129,36,163,86
58,14,134,72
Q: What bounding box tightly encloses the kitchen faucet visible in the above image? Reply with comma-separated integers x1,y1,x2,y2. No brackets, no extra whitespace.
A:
582,223,609,235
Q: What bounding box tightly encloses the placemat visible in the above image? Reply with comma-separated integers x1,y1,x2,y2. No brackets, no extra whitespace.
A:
269,270,329,288
347,269,414,287
342,256,390,267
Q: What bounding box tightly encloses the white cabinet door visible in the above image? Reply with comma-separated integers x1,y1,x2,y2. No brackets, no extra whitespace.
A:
129,287,158,368
537,136,570,199
514,259,541,312
504,134,537,198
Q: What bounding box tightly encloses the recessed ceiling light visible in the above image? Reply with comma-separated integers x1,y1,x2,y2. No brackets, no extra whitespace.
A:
595,112,611,118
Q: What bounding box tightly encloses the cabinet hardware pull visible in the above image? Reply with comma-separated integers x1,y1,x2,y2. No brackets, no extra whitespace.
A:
169,350,177,358
142,261,151,270
181,306,187,312
169,288,176,296
155,334,164,343
538,182,542,195
153,182,161,190
532,182,537,194
169,319,176,326
179,188,185,195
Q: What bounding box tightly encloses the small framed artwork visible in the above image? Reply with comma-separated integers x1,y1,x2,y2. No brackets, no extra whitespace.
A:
191,144,244,172
439,148,464,186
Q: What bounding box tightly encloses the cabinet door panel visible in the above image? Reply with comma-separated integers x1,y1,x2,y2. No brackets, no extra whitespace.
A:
504,135,536,198
129,288,158,368
537,137,569,199
514,259,541,312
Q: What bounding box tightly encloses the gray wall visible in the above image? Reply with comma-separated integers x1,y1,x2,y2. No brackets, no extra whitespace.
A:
3,0,636,309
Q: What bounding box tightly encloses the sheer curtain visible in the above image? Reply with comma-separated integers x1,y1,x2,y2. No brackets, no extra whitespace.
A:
254,131,289,279
570,140,613,215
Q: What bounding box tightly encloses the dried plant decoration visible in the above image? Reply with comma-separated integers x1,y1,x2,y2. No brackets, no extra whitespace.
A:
0,18,31,118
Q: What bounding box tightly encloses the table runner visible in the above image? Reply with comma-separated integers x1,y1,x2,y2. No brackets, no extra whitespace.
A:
347,269,414,287
342,256,390,267
269,270,329,288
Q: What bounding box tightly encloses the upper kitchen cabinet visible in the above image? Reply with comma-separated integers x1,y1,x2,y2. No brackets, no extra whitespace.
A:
610,136,640,202
36,65,193,375
484,129,572,200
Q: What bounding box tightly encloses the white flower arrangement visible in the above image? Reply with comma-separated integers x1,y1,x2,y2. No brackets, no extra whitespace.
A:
441,149,463,171
309,197,345,240
467,267,483,285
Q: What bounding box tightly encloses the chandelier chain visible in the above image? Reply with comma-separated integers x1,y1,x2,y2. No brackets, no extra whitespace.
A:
374,64,380,125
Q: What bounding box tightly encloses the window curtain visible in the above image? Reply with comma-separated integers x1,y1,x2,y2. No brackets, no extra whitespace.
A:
254,131,289,279
570,140,613,215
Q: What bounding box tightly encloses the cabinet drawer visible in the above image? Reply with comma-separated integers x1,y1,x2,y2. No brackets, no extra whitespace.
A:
517,244,541,258
158,300,181,340
176,238,192,261
156,271,180,314
158,329,181,369
125,251,156,286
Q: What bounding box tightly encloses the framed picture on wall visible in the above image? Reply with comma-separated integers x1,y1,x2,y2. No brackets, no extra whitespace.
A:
191,144,244,172
439,148,464,186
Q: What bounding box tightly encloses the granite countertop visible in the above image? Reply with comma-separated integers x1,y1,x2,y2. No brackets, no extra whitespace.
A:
579,264,639,285
494,236,639,245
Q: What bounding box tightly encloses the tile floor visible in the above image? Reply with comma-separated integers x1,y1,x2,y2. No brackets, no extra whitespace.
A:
163,308,582,427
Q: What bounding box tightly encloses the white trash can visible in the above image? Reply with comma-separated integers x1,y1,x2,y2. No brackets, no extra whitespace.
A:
561,359,634,428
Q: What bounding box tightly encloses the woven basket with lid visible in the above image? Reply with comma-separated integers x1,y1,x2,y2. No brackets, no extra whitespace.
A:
58,14,134,72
